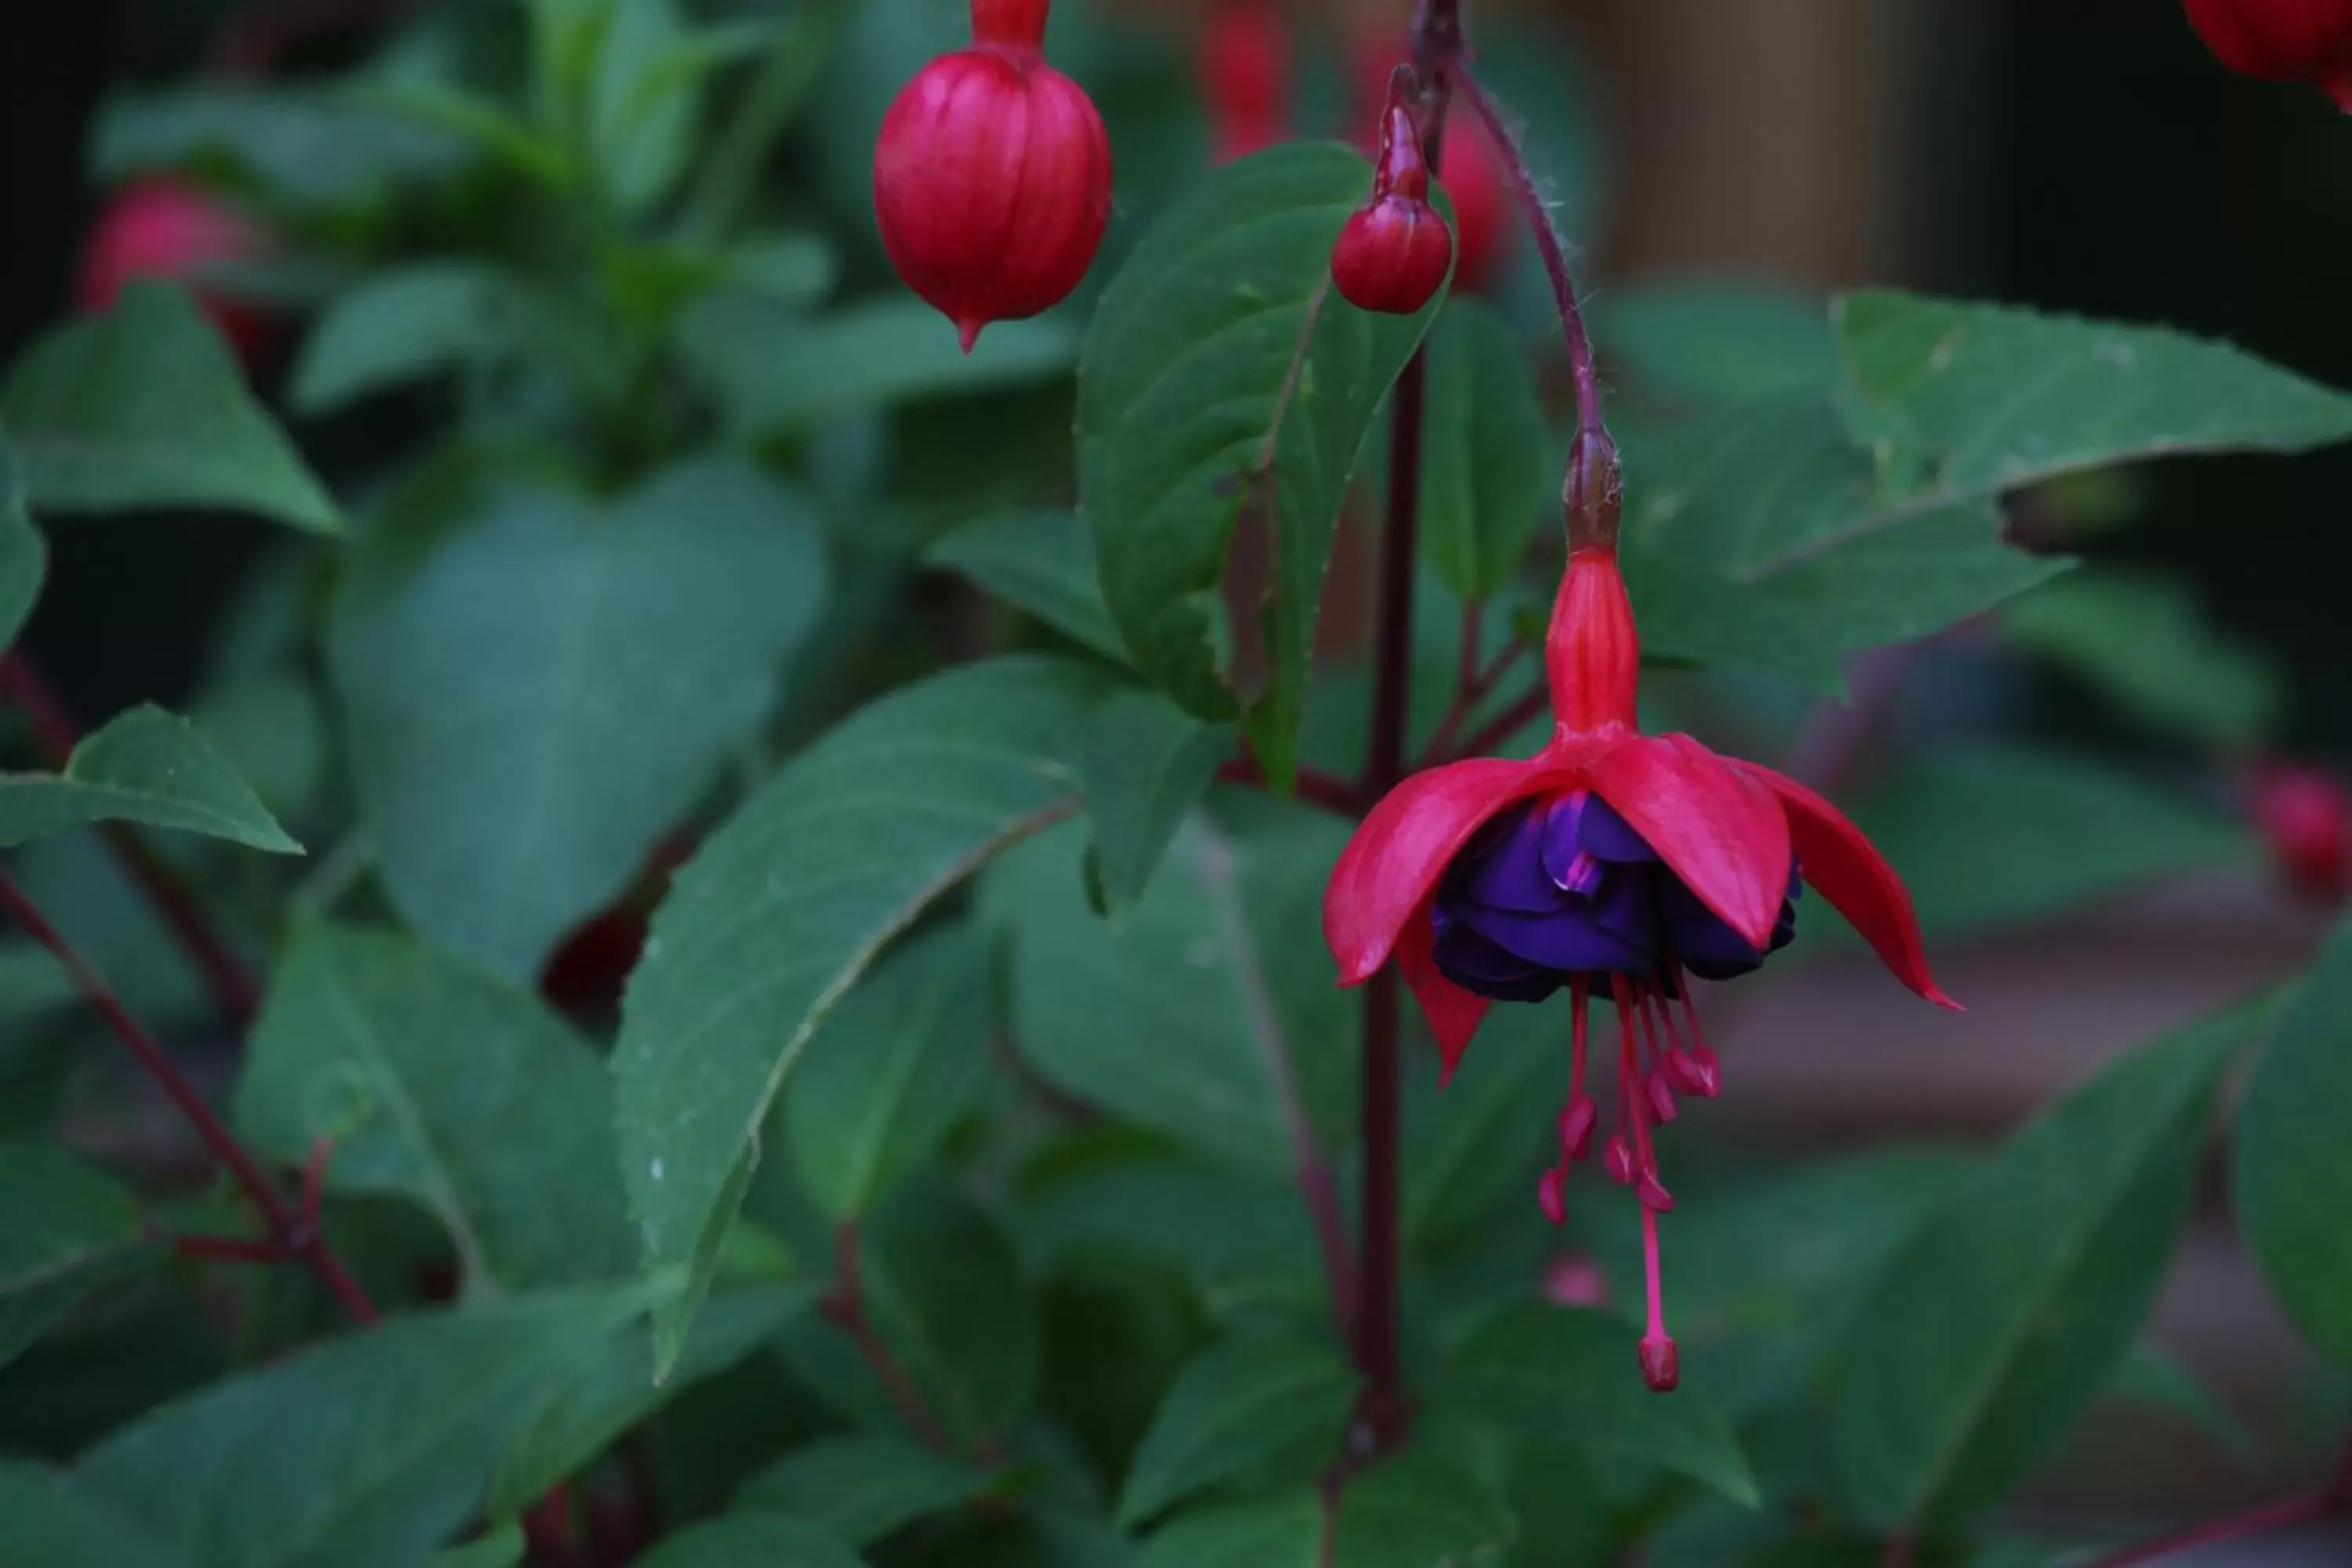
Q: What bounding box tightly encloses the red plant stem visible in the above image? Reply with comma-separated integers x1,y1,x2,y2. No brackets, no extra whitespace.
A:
1449,681,1550,764
1419,627,1531,768
0,655,263,1025
818,1224,958,1458
1216,757,1367,818
0,866,379,1324
2085,1431,2352,1567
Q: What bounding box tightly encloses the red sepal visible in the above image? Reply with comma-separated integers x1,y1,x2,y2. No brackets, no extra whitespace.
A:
1396,908,1491,1076
1588,735,1791,953
1735,760,1959,1010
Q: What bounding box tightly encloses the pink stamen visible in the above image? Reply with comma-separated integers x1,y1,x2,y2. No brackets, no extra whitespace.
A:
1560,978,1597,1159
1604,1133,1635,1185
1537,1166,1567,1226
1645,1072,1680,1127
1675,979,1724,1095
1639,1205,1679,1392
1558,1097,1597,1161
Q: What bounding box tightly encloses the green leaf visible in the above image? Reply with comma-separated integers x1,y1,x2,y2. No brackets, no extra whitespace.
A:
633,1513,869,1568
1741,499,2067,654
1129,1496,1321,1568
430,1528,524,1568
679,296,1078,439
1832,1002,2267,1530
615,656,1098,1375
92,85,467,210
289,263,517,416
1599,280,1840,405
735,1436,989,1549
778,1188,1040,1454
1328,1453,1518,1568
1419,299,1550,602
924,512,1127,662
0,705,301,854
332,459,826,978
2238,916,2352,1369
2108,1345,2258,1465
980,812,1354,1175
236,924,634,1294
1,436,45,652
581,0,770,219
488,1286,809,1519
1835,292,2352,499
1620,550,1846,695
0,1464,188,1568
1082,693,1232,915
0,1145,162,1372
2001,570,2282,751
785,928,993,1221
2,285,337,533
1079,142,1443,785
1116,1337,1356,1529
1443,1305,1759,1505
74,1287,652,1568
1401,1006,1561,1251
1848,746,2252,939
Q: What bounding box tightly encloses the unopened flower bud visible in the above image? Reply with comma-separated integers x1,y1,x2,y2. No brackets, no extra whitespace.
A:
78,178,276,368
2247,757,2352,904
1329,73,1451,315
874,0,1113,351
2185,0,2352,109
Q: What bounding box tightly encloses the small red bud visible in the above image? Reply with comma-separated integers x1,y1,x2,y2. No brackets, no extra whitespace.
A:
873,0,1112,352
2247,758,2352,904
1200,2,1292,163
78,177,276,368
1330,81,1452,315
1537,1167,1567,1226
1639,1333,1681,1393
2185,0,2352,109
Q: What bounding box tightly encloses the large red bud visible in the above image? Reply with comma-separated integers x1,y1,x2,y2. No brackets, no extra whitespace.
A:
2185,0,2352,108
1348,41,1511,289
873,0,1112,352
77,177,277,368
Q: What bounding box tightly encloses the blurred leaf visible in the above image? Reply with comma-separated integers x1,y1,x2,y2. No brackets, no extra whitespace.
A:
1328,1453,1518,1567
1444,1307,1757,1505
2238,916,2352,1369
91,85,468,209
981,813,1353,1175
237,924,635,1294
332,458,826,979
0,1463,187,1568
735,1436,989,1550
74,1287,651,1568
5,832,206,1024
1079,143,1441,786
190,672,328,826
488,1286,809,1519
1743,500,2067,654
353,80,571,187
2001,570,2282,752
289,263,517,416
580,0,771,219
1621,551,1846,695
779,1188,1040,1454
615,656,1098,1375
2108,1346,2259,1465
1599,280,1839,405
628,1512,868,1567
1116,1337,1356,1529
1835,292,2352,499
785,928,993,1222
1400,1004,1559,1252
1419,299,1550,602
2,286,338,532
429,1527,524,1568
1,437,44,652
1128,1496,1320,1568
680,296,1077,439
1849,746,2252,939
925,512,1127,662
1833,1002,2266,1530
1081,693,1232,915
0,1146,162,1373
0,705,299,854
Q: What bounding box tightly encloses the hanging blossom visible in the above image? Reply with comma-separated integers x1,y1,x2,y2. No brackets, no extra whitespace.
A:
1323,435,1958,1392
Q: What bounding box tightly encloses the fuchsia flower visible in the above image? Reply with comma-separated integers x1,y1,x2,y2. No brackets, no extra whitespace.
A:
2184,0,2352,111
1200,2,1292,164
78,177,277,368
1323,445,1956,1391
2245,757,2352,905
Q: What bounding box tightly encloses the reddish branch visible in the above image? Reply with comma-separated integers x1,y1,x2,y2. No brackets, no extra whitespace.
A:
2085,1436,2352,1567
1,655,263,1025
0,867,378,1323
818,1224,959,1459
1217,756,1367,817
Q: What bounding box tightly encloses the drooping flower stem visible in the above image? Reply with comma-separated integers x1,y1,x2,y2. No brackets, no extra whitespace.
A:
2078,1428,2352,1567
